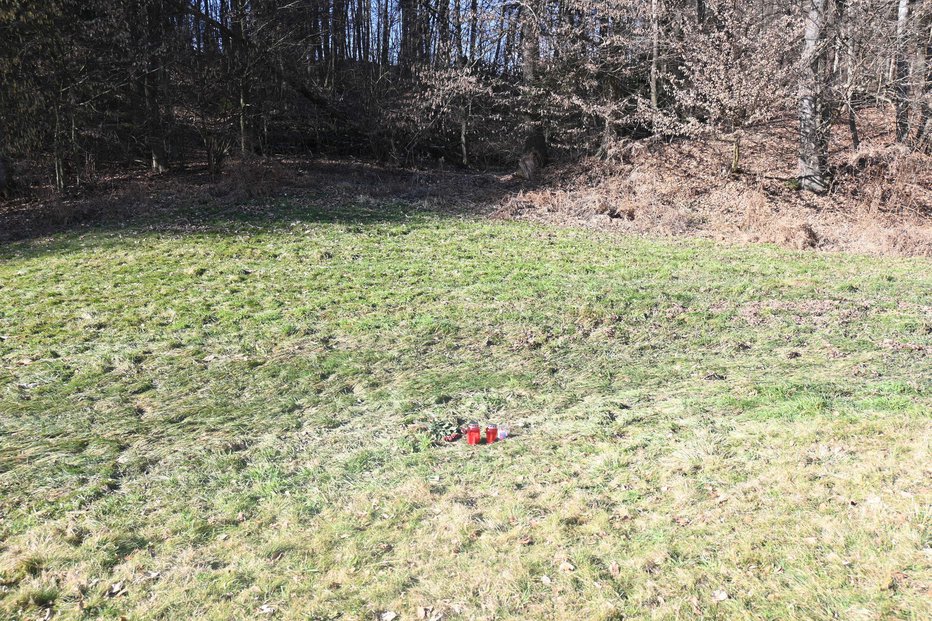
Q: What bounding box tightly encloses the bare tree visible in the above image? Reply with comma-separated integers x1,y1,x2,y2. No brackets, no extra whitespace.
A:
650,0,661,109
518,1,548,180
914,1,932,147
895,0,912,142
1,0,929,192
799,0,832,193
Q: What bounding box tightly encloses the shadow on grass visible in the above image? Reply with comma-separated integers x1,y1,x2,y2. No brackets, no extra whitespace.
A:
0,158,527,252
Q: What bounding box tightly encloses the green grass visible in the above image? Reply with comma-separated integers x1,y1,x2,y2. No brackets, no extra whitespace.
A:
0,198,930,620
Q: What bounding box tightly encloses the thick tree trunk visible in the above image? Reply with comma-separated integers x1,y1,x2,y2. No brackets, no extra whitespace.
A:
437,0,450,65
799,0,831,194
895,0,912,142
521,8,538,82
519,5,548,181
453,0,463,63
399,0,417,69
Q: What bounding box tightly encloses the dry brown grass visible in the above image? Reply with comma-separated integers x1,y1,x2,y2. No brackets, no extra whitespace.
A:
3,107,931,257
211,158,300,201
498,108,932,257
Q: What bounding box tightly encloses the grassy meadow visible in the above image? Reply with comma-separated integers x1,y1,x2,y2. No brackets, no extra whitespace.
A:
0,197,930,620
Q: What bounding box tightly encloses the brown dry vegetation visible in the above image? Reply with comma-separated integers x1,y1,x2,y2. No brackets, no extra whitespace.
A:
3,111,931,257
497,109,932,257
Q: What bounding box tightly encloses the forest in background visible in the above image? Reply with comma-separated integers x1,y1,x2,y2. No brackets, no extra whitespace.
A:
0,0,930,197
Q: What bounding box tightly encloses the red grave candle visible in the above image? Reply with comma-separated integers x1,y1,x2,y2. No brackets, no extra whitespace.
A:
466,422,481,445
486,424,498,444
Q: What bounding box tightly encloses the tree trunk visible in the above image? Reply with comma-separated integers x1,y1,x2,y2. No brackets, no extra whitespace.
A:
799,0,831,193
380,0,391,68
519,4,548,181
895,0,911,142
522,7,538,82
460,110,469,166
332,0,347,68
453,0,463,63
233,0,252,156
650,0,660,109
437,0,450,65
468,0,479,63
914,4,931,148
842,0,860,150
0,156,12,197
848,106,860,151
145,0,168,173
400,0,416,69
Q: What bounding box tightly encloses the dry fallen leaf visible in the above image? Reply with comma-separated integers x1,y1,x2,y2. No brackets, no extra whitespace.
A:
886,571,908,591
380,612,398,621
712,589,729,602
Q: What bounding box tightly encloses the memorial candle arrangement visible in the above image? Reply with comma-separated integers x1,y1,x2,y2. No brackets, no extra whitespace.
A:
462,422,505,445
